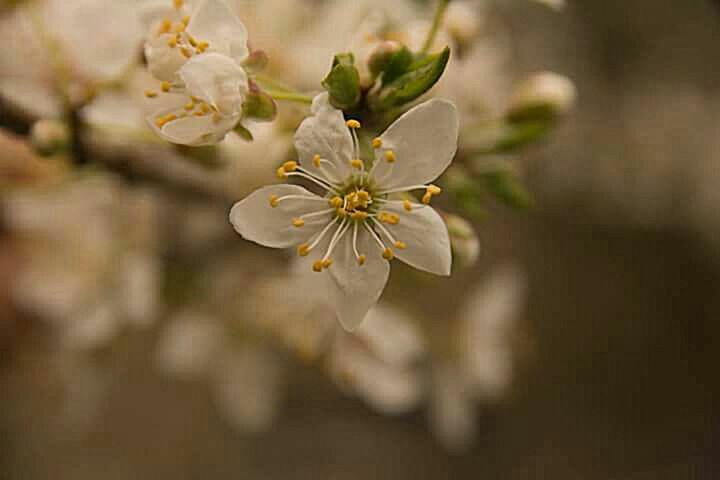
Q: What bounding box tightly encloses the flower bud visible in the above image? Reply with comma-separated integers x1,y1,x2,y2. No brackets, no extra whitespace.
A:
242,50,269,74
368,41,403,78
30,119,69,156
508,72,577,122
445,213,480,268
242,82,277,122
444,1,484,46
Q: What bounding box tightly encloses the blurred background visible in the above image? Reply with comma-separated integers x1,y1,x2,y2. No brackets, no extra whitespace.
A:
1,0,719,479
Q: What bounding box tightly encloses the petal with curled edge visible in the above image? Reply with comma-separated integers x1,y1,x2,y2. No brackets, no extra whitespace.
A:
380,201,452,276
180,53,248,116
373,99,459,191
294,93,354,185
229,185,334,249
188,0,249,62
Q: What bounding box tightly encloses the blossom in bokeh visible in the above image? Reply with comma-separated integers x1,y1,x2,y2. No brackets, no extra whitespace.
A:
230,93,459,330
143,0,250,145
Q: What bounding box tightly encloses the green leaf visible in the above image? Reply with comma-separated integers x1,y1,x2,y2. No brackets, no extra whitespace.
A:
368,46,450,112
379,45,413,84
322,52,361,110
480,170,534,210
492,121,551,153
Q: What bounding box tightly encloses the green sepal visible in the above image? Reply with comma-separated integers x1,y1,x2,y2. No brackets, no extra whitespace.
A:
479,169,534,210
321,52,361,110
242,82,277,122
233,123,254,142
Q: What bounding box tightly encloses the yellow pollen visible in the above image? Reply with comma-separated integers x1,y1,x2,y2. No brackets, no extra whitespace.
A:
297,244,310,256
159,19,172,34
321,259,333,269
144,90,158,98
351,211,368,221
356,190,370,201
350,159,363,169
167,37,178,48
384,150,396,163
180,47,193,58
183,102,194,111
403,199,413,212
187,35,198,47
282,160,298,172
191,96,202,103
346,119,361,129
182,15,191,26
336,208,347,217
174,22,186,33
357,255,366,266
379,212,400,225
382,247,394,260
422,184,442,205
394,241,407,250
372,137,382,149
292,218,305,227
200,103,212,114
197,41,209,52
165,113,178,122
313,154,321,167
269,195,279,208
312,260,323,272
276,167,287,179
161,81,171,92
329,196,343,208
173,0,184,9
193,110,206,117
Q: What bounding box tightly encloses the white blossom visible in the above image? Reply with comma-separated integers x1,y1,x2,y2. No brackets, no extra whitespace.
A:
143,0,250,145
230,93,459,330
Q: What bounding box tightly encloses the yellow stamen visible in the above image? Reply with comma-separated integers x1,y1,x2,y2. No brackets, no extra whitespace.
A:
382,247,394,260
312,260,324,272
276,167,287,179
403,199,413,212
351,211,368,221
282,160,298,172
200,103,211,114
297,244,310,256
350,159,363,169
384,150,396,163
321,259,333,269
357,255,366,266
174,22,186,33
356,190,370,201
144,90,158,98
313,154,321,168
167,37,178,48
379,212,400,225
161,81,171,92
180,47,193,58
159,19,172,34
187,35,198,47
173,0,184,9
197,41,209,52
269,195,279,208
372,137,382,149
182,15,190,26
336,208,347,217
329,196,343,208
394,241,407,250
183,102,194,111
346,119,361,129
292,218,305,227
422,184,442,205
193,111,206,117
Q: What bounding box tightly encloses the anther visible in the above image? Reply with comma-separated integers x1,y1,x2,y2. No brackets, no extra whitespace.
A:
159,19,172,34
197,41,209,52
329,196,343,208
173,0,184,9
357,255,366,266
403,199,413,212
167,37,178,48
182,15,190,26
188,35,198,47
313,154,321,167
184,102,194,111
394,241,407,250
350,159,363,169
372,137,382,149
144,90,158,98
292,218,305,227
382,247,394,260
282,161,298,172
422,184,442,204
297,244,310,256
312,260,324,272
174,23,186,33
346,119,361,129
269,195,279,207
384,150,396,163
276,167,287,179
161,81,171,92
351,211,368,221
180,46,192,58
356,190,370,201
321,259,333,269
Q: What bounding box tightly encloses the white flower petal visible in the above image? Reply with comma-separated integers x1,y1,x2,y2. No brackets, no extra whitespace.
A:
294,93,354,184
229,185,333,248
429,364,476,452
373,99,459,191
356,304,424,368
147,106,239,146
326,228,390,330
145,33,188,81
179,53,248,116
188,0,249,62
381,202,452,276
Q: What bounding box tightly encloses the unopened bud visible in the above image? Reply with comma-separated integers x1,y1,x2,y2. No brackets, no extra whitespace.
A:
445,213,480,268
368,41,403,78
30,119,69,156
508,72,577,122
